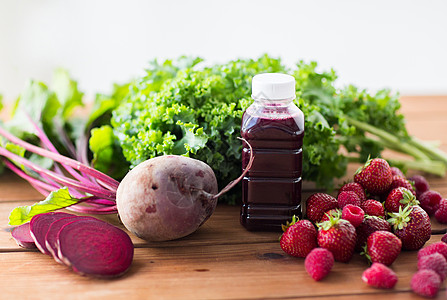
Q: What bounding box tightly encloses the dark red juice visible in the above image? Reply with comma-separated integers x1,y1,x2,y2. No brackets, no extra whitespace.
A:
241,107,304,231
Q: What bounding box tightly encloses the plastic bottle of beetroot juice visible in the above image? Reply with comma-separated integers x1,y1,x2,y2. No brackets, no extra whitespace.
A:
241,73,304,231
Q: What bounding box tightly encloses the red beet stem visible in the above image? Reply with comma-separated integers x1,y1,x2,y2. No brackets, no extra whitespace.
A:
0,126,120,190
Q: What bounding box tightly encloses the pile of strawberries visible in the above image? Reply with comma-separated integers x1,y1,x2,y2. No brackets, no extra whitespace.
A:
280,158,447,298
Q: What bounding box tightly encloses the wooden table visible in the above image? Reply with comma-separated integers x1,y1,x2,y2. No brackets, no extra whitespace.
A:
1,96,446,299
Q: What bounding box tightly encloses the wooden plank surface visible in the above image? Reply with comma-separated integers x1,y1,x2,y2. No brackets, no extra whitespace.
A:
0,95,447,299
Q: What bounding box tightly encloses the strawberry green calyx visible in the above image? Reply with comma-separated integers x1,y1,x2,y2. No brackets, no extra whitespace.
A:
399,189,420,207
281,215,299,232
317,214,341,231
388,205,413,231
360,244,372,264
355,156,372,176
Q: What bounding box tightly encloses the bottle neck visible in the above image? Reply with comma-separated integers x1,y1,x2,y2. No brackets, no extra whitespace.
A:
252,96,295,107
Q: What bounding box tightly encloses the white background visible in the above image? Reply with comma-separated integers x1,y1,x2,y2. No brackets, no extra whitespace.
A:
1,0,446,102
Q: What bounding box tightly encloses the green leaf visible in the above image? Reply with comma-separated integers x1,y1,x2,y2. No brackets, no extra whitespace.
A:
8,187,81,225
51,68,84,119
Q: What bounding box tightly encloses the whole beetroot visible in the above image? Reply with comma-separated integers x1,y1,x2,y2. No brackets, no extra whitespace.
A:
116,155,219,242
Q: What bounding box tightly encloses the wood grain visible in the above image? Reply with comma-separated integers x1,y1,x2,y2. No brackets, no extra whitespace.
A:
0,95,447,299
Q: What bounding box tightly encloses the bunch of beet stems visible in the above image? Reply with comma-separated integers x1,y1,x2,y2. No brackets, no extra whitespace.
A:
0,120,119,215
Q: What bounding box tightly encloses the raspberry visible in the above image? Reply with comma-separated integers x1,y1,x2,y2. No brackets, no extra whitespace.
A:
418,242,447,261
337,191,361,209
418,252,447,281
419,190,442,216
342,204,364,228
361,199,385,218
361,262,398,289
390,167,404,178
409,175,430,198
435,199,447,224
410,269,441,298
304,248,334,281
339,182,366,203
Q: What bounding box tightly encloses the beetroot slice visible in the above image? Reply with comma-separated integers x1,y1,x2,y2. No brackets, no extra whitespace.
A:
30,212,74,254
45,216,95,264
11,222,36,249
57,219,134,278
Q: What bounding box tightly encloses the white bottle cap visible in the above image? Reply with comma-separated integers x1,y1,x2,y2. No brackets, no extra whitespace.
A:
251,73,296,100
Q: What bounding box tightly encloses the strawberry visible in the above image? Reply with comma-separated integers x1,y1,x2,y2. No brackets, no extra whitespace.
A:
418,253,447,281
419,190,442,216
388,205,431,250
361,199,385,218
354,158,393,195
341,204,364,228
384,187,419,213
364,230,401,266
410,269,441,298
319,208,341,223
418,241,447,261
338,182,366,203
434,198,447,223
304,248,334,281
306,193,338,224
389,175,416,196
362,262,398,289
355,216,391,252
409,174,430,198
337,191,361,209
390,166,405,178
317,216,356,263
279,216,317,258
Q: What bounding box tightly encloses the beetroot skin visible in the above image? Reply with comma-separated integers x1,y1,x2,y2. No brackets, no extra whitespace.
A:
30,212,73,254
11,222,36,249
57,219,134,278
116,155,218,241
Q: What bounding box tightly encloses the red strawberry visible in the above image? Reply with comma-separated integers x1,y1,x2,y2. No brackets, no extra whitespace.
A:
337,191,361,209
418,253,447,281
409,174,430,198
317,216,357,263
418,241,447,261
384,187,419,213
419,190,442,216
280,216,317,258
306,193,338,224
342,204,364,228
361,199,385,218
304,248,334,281
319,208,342,223
410,269,441,298
390,166,405,178
354,158,393,195
338,182,366,203
389,175,416,196
364,230,401,266
435,199,447,223
362,262,398,289
388,205,431,250
355,216,391,252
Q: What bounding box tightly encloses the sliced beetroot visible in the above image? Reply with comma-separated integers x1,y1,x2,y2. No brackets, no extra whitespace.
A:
11,222,36,249
57,219,134,278
30,212,74,254
45,216,95,264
